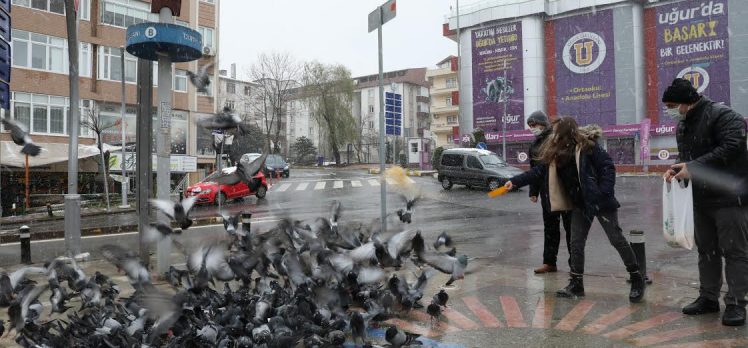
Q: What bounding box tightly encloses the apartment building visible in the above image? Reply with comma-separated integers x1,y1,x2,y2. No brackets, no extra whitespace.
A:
6,0,220,203
427,56,459,149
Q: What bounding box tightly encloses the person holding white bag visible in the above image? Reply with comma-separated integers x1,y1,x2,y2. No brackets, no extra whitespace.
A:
663,78,748,327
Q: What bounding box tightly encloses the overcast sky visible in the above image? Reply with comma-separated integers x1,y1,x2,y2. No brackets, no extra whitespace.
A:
219,0,473,79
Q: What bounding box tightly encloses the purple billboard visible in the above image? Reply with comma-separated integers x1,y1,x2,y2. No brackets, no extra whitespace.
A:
471,21,524,131
655,0,729,125
554,9,617,126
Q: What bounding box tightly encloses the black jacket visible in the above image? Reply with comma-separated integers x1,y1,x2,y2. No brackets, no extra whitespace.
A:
676,96,748,207
528,129,551,211
512,142,620,216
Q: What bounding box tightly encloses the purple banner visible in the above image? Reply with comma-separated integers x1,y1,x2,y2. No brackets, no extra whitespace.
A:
640,118,651,161
655,0,729,125
554,9,617,126
471,22,524,131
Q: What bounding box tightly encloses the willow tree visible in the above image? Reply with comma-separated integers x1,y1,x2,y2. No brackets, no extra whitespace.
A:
302,62,357,165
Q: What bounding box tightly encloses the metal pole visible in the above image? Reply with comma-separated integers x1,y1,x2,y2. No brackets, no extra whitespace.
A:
502,59,507,161
63,0,81,256
155,7,174,275
99,142,110,211
218,139,223,211
136,58,153,265
456,0,466,139
377,6,387,234
25,154,29,210
120,47,129,208
1,108,4,219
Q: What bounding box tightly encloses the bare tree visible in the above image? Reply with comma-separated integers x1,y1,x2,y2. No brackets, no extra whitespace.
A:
248,52,301,155
81,106,118,210
302,61,358,165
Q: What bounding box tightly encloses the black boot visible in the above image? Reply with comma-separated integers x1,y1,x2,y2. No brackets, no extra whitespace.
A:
683,297,720,315
722,305,746,326
629,271,645,303
556,274,584,298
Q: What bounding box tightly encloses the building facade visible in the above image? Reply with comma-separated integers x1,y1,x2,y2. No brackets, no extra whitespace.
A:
6,0,220,203
351,68,431,164
427,56,459,149
445,0,746,169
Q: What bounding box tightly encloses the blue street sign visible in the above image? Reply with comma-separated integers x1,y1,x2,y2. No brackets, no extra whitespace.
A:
0,8,10,43
0,38,10,84
126,23,203,62
476,142,487,150
384,92,402,136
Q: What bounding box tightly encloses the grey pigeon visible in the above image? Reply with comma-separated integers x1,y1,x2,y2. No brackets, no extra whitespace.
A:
150,196,197,230
2,117,41,156
186,62,213,93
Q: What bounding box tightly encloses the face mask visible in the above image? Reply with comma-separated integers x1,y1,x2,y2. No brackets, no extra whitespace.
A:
530,127,543,136
666,107,685,121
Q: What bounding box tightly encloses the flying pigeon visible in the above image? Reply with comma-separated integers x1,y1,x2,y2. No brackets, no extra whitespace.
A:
2,118,41,156
186,62,214,93
150,196,197,230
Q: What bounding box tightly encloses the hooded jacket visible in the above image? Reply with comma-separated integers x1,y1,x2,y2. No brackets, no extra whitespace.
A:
528,128,551,211
676,96,748,207
512,125,620,216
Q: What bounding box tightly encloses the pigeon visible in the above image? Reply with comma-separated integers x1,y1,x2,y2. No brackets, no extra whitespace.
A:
433,231,454,250
396,193,419,224
150,196,197,230
385,326,421,348
433,289,449,307
8,284,48,333
144,222,181,242
186,62,214,93
100,244,151,287
196,106,243,130
212,154,267,186
221,211,244,237
2,117,41,156
427,300,442,324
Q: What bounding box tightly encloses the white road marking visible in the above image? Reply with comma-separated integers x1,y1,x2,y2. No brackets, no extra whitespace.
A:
368,179,380,186
333,181,344,189
407,177,416,184
314,181,326,190
295,182,309,191
386,178,396,185
276,183,292,192
351,180,362,187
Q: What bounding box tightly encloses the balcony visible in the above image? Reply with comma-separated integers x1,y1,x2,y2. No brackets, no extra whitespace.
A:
430,84,458,96
430,123,455,133
430,104,458,114
416,96,429,103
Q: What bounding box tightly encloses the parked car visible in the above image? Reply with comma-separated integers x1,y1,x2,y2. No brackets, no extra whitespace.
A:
437,148,524,191
185,167,268,205
264,154,290,178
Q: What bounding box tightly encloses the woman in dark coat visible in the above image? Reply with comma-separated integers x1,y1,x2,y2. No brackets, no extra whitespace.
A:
505,117,645,303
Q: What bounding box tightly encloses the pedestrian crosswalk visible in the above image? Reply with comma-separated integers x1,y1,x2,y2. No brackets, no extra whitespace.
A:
269,177,414,193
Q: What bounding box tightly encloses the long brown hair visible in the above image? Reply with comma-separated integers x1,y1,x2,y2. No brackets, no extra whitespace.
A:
537,117,594,165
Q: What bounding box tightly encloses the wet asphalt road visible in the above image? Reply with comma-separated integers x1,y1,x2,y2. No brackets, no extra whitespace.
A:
0,169,744,347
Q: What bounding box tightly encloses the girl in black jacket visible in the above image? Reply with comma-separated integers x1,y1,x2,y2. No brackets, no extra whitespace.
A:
505,117,645,303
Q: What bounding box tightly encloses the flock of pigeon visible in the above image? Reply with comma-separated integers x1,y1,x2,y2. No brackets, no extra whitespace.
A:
0,170,469,347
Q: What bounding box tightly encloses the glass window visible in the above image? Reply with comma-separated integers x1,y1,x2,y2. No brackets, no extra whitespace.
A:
31,0,47,10
49,0,64,13
446,96,452,106
441,154,462,167
227,82,236,94
31,43,46,69
13,102,31,130
198,26,215,50
50,106,65,134
174,70,188,92
33,105,48,133
98,46,137,83
12,40,28,67
100,0,158,28
244,86,251,96
467,156,482,169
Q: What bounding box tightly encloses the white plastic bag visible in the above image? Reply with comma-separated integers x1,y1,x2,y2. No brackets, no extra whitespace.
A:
662,179,695,250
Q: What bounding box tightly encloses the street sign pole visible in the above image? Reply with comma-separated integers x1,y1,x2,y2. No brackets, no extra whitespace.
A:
377,6,387,234
120,47,129,208
155,7,174,275
136,58,153,265
63,0,82,257
370,0,396,235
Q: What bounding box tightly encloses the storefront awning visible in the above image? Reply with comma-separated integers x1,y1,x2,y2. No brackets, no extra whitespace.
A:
0,141,120,168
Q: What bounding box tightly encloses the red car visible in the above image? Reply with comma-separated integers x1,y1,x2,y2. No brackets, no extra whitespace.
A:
186,167,268,205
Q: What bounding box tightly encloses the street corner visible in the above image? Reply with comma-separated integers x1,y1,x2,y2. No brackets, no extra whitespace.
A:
382,282,748,348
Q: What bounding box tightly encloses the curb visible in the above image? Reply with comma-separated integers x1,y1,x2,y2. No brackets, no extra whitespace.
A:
0,216,224,244
0,207,137,227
